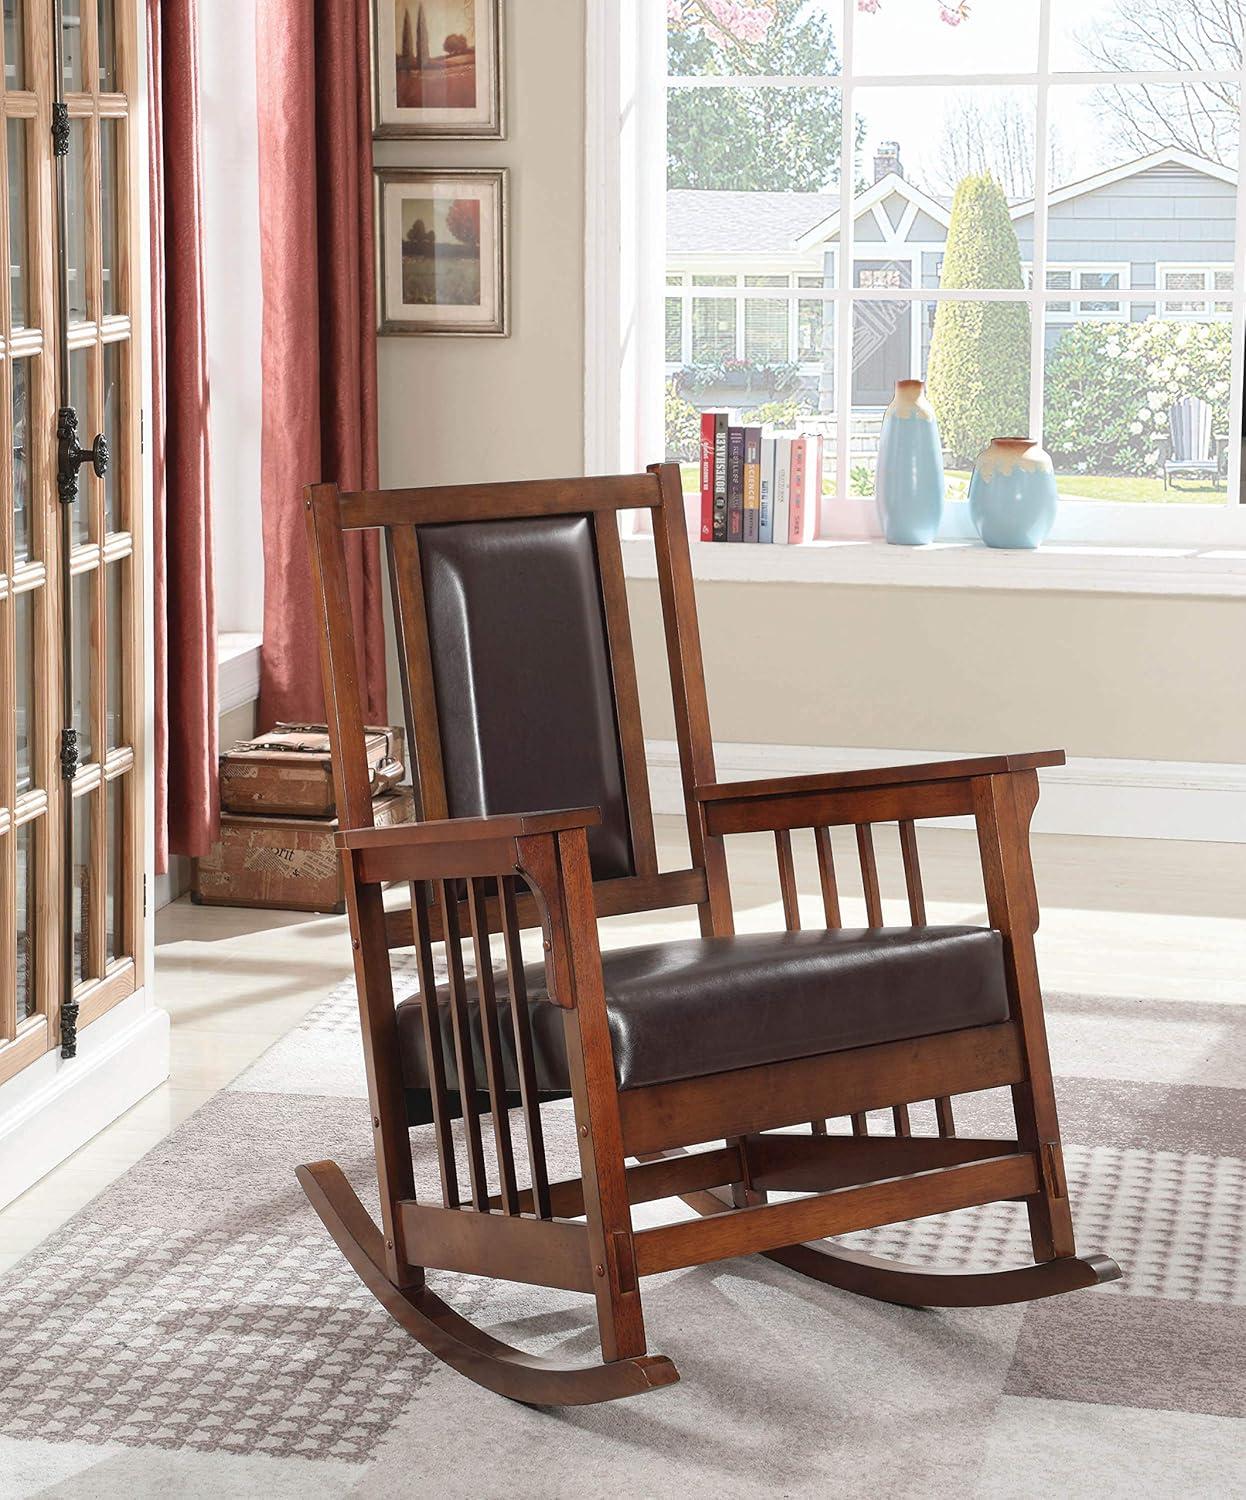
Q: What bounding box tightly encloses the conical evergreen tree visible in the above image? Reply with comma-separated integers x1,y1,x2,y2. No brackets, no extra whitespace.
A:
925,173,1030,466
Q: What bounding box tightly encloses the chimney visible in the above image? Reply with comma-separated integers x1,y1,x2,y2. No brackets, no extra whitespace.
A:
874,141,902,182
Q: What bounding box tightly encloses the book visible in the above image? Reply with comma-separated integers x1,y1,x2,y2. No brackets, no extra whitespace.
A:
758,433,776,544
712,412,729,541
742,425,762,543
726,425,745,542
787,436,807,545
772,435,792,545
698,411,716,542
791,432,822,545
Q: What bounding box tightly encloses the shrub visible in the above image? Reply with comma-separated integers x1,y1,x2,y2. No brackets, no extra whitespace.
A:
665,379,700,462
1044,317,1232,474
925,173,1030,466
741,398,817,426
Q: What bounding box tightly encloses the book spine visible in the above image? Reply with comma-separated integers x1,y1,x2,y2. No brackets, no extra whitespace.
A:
742,425,761,543
758,435,775,545
808,434,824,541
788,436,806,545
699,411,716,542
726,426,745,542
712,413,728,541
772,436,791,545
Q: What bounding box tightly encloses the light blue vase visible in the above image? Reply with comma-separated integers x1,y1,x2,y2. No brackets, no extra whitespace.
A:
968,438,1059,549
875,379,946,545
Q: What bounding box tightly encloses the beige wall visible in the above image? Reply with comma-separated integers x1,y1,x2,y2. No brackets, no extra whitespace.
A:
370,5,1238,771
628,579,1244,764
374,4,585,489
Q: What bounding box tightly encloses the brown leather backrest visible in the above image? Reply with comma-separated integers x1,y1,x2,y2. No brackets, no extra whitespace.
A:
417,515,634,882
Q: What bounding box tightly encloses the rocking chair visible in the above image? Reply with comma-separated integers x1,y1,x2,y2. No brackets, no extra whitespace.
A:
299,463,1119,1407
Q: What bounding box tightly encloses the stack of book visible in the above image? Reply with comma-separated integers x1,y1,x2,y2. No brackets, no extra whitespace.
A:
698,411,824,544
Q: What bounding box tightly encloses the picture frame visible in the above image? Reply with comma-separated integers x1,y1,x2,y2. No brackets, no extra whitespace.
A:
376,167,509,338
373,0,505,140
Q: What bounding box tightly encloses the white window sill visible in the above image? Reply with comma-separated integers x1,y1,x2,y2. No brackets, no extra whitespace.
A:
621,536,1246,598
218,632,262,713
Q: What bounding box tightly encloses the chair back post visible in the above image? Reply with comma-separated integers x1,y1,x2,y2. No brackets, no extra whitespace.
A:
648,462,734,935
305,482,379,832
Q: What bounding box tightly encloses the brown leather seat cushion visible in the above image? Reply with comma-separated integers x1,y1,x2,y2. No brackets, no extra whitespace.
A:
395,926,1009,1096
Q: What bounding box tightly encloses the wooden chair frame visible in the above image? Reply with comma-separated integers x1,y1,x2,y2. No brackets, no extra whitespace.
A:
299,462,1119,1406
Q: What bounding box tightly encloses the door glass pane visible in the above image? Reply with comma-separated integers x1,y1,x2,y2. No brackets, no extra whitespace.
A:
72,568,94,763
105,562,122,747
97,0,115,89
12,356,29,561
66,119,87,321
100,119,118,315
62,0,83,91
105,777,123,963
15,587,32,794
69,346,89,543
102,341,121,529
72,792,93,983
17,821,35,1020
7,117,26,327
4,0,23,89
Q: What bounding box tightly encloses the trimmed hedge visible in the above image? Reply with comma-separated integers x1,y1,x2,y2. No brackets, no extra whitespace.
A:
1044,317,1232,474
925,174,1030,466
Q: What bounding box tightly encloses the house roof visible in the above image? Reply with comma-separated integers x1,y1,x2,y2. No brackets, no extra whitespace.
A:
667,189,836,256
666,152,1238,258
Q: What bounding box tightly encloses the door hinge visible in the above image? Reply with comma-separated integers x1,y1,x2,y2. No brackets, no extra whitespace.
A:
140,407,145,454
60,727,79,781
60,998,80,1059
143,874,149,917
52,101,70,157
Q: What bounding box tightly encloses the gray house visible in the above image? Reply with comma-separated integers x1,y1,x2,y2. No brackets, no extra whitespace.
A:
666,147,1236,411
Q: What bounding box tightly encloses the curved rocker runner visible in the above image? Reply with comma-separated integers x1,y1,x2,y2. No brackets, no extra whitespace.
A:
298,463,1121,1406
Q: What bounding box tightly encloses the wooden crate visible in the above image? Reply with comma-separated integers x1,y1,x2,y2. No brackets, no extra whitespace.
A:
218,723,406,819
192,789,415,914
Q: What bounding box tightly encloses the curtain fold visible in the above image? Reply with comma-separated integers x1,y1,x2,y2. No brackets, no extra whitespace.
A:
255,0,386,730
148,0,218,872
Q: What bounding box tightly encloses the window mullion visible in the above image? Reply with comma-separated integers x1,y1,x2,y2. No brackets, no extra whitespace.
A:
835,0,856,513
1028,0,1053,445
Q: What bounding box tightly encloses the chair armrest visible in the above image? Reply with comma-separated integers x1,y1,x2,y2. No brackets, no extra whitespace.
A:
695,752,1063,837
338,806,601,885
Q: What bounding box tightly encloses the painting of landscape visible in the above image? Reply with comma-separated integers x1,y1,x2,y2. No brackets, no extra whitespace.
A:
401,196,481,307
393,1,476,110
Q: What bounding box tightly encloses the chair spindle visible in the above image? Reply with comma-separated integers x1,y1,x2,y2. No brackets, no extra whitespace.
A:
856,824,883,926
411,880,460,1208
813,826,841,928
439,880,490,1210
891,1104,912,1137
775,829,800,931
935,1095,957,1138
850,1112,870,1136
467,878,520,1215
898,820,926,925
500,876,553,1218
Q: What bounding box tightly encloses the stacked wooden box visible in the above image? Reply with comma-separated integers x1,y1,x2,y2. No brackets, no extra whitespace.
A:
192,723,412,914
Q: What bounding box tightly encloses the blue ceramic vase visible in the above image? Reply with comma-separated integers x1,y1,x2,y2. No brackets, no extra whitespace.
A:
875,379,946,545
968,438,1059,549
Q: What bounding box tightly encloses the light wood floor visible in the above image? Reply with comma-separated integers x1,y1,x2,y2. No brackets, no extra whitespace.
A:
2,819,1243,1274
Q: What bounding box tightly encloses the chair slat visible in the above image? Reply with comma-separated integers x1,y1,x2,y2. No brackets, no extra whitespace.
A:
856,824,883,926
500,877,552,1218
898,820,926,925
850,1112,870,1136
775,829,800,931
467,878,520,1215
935,1095,957,1138
814,826,841,928
439,880,490,1210
892,1104,912,1137
410,881,460,1208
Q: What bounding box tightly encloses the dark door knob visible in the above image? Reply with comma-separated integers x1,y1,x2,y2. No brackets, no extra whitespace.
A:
56,406,109,504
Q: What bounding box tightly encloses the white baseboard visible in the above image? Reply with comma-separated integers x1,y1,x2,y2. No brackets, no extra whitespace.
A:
0,991,171,1212
645,740,1246,843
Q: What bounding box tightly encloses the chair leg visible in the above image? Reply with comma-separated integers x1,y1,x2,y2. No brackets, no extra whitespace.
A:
297,1160,678,1406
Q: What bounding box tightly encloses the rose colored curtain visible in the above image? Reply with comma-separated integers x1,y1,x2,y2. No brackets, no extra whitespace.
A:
254,1,386,729
148,0,218,872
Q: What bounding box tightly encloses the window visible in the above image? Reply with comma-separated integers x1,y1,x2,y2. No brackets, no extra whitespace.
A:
642,0,1246,530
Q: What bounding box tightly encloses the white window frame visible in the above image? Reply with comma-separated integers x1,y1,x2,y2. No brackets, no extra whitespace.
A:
1155,262,1236,319
1028,262,1132,321
586,0,1246,552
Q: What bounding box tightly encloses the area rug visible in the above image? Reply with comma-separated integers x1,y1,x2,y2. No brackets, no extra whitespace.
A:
1,955,1242,1499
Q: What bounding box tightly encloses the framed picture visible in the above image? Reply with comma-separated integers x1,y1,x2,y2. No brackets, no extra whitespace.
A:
376,168,509,337
373,0,504,139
